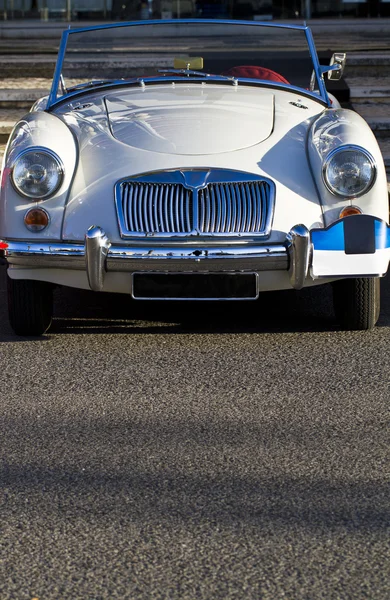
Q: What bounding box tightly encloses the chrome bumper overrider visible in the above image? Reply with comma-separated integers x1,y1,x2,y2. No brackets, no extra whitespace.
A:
1,224,310,292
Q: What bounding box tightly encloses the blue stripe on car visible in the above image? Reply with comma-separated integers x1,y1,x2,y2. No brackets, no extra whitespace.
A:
311,216,390,252
375,219,390,250
311,221,345,251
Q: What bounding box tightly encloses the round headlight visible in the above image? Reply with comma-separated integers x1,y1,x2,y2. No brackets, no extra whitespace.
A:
12,148,64,199
323,146,376,198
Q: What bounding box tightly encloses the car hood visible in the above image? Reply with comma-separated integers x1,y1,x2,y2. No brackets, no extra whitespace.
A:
104,86,275,154
54,83,327,243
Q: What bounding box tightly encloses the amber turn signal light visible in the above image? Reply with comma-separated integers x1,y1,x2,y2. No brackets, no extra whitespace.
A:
339,206,362,219
24,208,50,232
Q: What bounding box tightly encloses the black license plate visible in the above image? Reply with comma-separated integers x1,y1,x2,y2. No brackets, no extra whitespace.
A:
132,273,258,300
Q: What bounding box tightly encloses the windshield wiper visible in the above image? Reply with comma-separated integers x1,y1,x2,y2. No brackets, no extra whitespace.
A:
157,69,237,83
67,79,122,92
66,72,238,95
158,68,210,77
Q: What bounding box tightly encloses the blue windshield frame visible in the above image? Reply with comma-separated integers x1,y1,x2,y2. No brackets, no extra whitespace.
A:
48,19,330,108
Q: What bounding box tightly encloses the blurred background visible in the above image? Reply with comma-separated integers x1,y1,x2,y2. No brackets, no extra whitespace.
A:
0,0,389,23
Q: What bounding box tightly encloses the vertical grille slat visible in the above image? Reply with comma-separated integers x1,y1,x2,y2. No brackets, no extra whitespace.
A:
185,188,191,232
163,185,170,233
225,184,232,233
259,182,265,231
118,178,271,236
133,184,140,232
247,183,253,231
122,183,129,231
241,184,247,232
231,185,238,232
245,184,251,232
199,189,205,232
254,184,261,231
158,185,165,232
143,184,150,233
153,185,159,233
210,186,217,233
127,185,134,232
205,188,211,232
215,184,222,233
175,185,181,232
147,184,154,233
236,185,242,231
169,186,175,232
138,184,145,232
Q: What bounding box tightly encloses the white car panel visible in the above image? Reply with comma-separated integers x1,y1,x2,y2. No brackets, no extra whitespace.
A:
0,112,77,240
308,108,389,225
105,86,275,154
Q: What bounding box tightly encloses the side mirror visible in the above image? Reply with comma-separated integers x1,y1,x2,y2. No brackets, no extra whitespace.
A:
327,53,346,80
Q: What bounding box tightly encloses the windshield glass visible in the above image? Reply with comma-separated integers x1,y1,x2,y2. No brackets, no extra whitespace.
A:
51,21,324,105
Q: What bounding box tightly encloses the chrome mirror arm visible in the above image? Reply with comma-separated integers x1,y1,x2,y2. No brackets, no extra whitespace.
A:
59,74,67,95
323,53,347,81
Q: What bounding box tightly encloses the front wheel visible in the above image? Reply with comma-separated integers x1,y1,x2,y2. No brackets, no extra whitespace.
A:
332,277,380,331
7,275,53,336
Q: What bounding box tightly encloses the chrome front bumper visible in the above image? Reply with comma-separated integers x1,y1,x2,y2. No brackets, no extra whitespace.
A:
1,224,311,292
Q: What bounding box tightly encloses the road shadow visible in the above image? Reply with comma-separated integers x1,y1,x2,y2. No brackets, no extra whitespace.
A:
1,414,389,532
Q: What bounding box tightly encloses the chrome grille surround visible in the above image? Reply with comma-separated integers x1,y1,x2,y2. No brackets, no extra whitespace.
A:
115,169,275,239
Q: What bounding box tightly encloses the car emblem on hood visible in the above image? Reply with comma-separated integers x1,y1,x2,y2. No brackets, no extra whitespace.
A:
289,101,308,109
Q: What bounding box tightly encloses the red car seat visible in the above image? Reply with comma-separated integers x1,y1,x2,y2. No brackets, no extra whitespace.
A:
222,65,289,84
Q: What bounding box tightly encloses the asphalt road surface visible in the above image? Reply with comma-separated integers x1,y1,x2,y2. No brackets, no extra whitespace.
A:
1,265,389,599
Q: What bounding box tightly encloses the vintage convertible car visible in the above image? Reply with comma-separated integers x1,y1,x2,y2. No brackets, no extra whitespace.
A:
0,19,389,335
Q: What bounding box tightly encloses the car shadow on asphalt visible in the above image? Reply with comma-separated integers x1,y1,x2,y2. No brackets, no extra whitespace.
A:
49,272,390,335
48,284,337,335
1,266,390,338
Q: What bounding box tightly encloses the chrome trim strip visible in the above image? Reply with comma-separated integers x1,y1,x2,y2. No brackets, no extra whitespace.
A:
3,239,288,274
286,224,310,290
4,242,85,257
3,224,316,292
85,226,111,292
315,273,385,280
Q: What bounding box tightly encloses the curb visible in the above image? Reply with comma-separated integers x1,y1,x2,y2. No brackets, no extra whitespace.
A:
364,118,390,131
350,87,390,99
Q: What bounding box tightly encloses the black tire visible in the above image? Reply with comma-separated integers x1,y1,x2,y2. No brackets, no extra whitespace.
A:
332,277,380,331
7,275,53,336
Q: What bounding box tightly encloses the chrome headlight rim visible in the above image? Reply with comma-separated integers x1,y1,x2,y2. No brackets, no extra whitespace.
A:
322,144,376,198
11,146,64,200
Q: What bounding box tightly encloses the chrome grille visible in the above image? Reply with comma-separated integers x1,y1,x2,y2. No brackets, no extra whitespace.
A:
116,170,274,238
121,182,193,234
198,182,268,234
